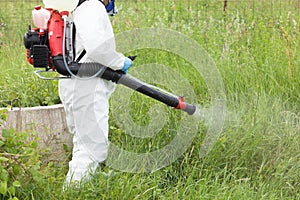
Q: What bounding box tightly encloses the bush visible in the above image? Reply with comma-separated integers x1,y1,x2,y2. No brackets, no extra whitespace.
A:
0,110,44,199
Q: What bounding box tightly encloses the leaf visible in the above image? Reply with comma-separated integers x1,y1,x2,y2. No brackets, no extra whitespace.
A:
30,169,44,183
0,169,9,181
1,128,14,139
0,109,8,121
0,156,9,162
8,197,19,200
8,186,16,196
63,143,69,152
12,165,21,176
12,181,21,187
0,181,7,195
1,129,10,138
31,141,38,148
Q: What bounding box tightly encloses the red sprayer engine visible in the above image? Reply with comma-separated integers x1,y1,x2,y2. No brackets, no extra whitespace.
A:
24,6,73,72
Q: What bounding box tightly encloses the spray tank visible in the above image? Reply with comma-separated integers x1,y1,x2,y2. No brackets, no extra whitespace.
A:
24,5,197,115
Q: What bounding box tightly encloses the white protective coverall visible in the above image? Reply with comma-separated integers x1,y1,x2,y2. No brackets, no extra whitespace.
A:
58,0,126,184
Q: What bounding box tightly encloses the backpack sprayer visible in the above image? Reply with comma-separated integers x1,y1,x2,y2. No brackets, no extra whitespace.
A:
24,6,197,115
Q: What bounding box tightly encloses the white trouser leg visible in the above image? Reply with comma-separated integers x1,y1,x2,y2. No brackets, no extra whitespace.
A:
59,77,115,184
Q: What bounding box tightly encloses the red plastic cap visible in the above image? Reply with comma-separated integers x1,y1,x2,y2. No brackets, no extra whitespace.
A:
34,5,41,10
60,11,69,16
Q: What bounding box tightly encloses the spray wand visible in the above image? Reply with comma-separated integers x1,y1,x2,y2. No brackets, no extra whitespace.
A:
52,55,197,115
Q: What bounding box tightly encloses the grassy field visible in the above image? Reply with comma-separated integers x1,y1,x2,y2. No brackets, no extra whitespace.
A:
1,0,300,199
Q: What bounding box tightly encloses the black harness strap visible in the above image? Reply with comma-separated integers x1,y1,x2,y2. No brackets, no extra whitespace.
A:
75,49,86,63
77,0,85,7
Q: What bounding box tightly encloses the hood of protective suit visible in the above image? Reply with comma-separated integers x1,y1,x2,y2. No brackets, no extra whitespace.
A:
43,0,79,11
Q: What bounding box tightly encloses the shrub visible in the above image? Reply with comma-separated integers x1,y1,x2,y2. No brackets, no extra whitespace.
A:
0,110,44,199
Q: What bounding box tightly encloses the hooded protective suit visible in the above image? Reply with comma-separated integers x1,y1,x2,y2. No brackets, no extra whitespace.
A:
54,0,126,184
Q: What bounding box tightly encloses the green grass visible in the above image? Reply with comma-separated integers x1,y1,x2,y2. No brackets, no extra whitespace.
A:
0,1,60,107
1,0,300,199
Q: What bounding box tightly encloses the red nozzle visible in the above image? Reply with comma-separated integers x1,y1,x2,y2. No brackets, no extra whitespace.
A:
175,96,196,115
176,96,187,110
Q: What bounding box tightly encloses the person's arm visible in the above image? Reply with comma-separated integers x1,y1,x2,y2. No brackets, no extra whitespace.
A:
73,0,125,70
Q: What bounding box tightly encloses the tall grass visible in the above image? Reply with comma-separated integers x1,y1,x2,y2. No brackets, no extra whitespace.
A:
0,0,300,199
0,1,60,107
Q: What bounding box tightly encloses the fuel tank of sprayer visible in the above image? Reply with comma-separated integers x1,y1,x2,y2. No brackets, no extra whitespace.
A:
32,5,50,30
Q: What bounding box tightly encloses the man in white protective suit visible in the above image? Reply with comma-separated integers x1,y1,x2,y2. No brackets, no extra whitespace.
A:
42,0,133,185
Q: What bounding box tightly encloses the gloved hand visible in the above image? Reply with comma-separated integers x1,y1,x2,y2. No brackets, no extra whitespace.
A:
122,57,133,73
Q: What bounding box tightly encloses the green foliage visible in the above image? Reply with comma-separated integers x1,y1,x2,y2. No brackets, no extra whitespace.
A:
0,45,60,107
0,0,300,199
0,114,44,199
0,1,60,108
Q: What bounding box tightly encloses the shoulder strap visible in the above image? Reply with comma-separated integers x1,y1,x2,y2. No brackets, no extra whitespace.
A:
77,0,86,7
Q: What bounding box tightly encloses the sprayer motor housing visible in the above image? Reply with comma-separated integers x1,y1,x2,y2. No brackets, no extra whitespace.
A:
24,9,74,72
24,26,52,69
